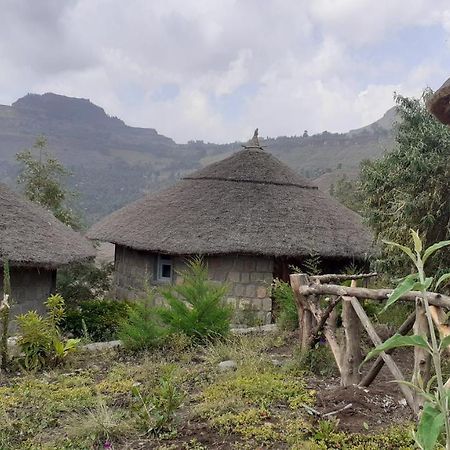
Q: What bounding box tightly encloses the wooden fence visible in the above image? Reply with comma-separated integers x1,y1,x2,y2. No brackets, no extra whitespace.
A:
290,273,450,415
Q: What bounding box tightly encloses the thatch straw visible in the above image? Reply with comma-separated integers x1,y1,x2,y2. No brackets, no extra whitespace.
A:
88,148,373,259
0,183,95,268
428,78,450,125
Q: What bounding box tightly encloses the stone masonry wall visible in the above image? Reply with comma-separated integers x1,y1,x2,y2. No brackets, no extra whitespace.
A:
113,246,274,325
0,267,55,329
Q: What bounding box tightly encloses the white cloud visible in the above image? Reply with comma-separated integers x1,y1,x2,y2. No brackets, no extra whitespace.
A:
0,0,449,142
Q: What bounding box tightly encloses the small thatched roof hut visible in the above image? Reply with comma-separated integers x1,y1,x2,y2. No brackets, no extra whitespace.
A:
428,78,450,125
89,137,372,260
88,131,373,324
0,183,95,316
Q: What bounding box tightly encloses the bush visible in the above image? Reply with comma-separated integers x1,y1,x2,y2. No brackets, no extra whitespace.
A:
56,262,113,303
158,257,231,343
118,293,167,351
16,294,79,370
272,279,298,331
63,299,131,342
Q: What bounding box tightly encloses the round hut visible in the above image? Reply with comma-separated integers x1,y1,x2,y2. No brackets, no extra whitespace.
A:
428,77,450,125
0,183,95,317
88,131,373,324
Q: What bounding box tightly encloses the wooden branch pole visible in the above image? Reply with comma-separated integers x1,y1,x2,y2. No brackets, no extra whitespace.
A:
307,295,341,349
341,281,362,386
299,284,450,309
360,311,416,387
311,273,378,283
308,298,343,373
290,274,314,353
348,296,418,415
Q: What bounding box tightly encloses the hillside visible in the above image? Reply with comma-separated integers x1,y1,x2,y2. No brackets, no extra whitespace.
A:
0,93,396,223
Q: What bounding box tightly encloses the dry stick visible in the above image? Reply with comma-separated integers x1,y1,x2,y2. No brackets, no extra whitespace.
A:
348,296,418,415
307,295,341,349
341,280,363,386
299,284,450,309
310,273,378,283
359,311,416,387
308,298,343,374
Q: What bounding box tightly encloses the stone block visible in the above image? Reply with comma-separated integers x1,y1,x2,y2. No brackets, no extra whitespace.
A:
233,284,246,297
226,297,238,308
256,286,267,298
245,284,256,297
261,297,272,311
263,272,274,283
240,272,250,283
227,271,241,282
238,298,252,310
250,272,263,282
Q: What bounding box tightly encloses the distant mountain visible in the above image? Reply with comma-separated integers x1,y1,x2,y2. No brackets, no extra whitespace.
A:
0,93,397,223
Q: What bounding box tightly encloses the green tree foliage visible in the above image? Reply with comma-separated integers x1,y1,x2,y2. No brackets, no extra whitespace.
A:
329,174,361,213
359,91,450,274
16,136,80,228
158,257,231,343
56,262,113,303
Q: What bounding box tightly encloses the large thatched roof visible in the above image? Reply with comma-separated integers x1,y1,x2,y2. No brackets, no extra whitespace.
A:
88,140,373,259
0,183,95,268
428,78,450,125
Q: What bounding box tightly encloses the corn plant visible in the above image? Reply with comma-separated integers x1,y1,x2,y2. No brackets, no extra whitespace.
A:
363,230,450,450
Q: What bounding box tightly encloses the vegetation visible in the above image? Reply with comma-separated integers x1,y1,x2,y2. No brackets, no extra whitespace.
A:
364,231,450,449
16,136,80,229
0,259,11,369
158,257,231,343
63,298,131,342
118,292,167,351
56,261,113,304
360,91,450,275
16,294,80,370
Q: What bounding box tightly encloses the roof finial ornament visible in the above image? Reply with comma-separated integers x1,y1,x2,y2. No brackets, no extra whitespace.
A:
242,128,265,150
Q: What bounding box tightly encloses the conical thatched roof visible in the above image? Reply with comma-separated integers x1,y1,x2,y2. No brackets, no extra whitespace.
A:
428,78,450,125
88,143,373,259
0,183,95,268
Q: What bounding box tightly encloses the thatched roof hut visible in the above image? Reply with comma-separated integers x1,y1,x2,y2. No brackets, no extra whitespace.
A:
88,136,373,260
88,131,373,324
0,183,94,268
428,78,450,125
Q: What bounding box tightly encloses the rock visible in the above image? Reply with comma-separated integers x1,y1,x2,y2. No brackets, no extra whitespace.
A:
218,360,237,371
271,359,283,367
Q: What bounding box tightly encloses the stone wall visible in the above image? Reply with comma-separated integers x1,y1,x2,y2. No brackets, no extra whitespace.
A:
0,267,55,324
113,246,274,325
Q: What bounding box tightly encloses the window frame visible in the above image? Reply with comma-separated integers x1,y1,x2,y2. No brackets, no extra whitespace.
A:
157,254,173,283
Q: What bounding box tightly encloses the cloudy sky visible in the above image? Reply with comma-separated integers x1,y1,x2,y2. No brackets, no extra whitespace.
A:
1,0,449,143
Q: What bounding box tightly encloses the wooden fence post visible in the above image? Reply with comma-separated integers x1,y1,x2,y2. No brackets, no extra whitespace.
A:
341,280,362,386
290,273,313,353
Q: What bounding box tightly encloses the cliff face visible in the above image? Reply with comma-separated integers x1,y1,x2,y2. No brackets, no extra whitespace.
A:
0,93,396,223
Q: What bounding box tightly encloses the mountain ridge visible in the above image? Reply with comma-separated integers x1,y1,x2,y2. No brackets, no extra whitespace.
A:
0,93,396,223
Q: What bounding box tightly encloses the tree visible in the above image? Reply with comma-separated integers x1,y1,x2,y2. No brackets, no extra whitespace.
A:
359,90,450,275
329,174,361,214
16,137,80,229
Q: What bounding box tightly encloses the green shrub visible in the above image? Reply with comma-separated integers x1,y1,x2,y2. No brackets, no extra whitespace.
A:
16,294,79,370
118,294,167,351
132,365,184,436
158,257,231,343
56,261,113,303
272,279,298,331
63,299,131,342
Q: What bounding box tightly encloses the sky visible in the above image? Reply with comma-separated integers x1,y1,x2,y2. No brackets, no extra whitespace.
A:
0,0,449,143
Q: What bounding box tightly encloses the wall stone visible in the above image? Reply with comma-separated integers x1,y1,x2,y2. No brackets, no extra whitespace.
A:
0,267,55,330
113,247,275,325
